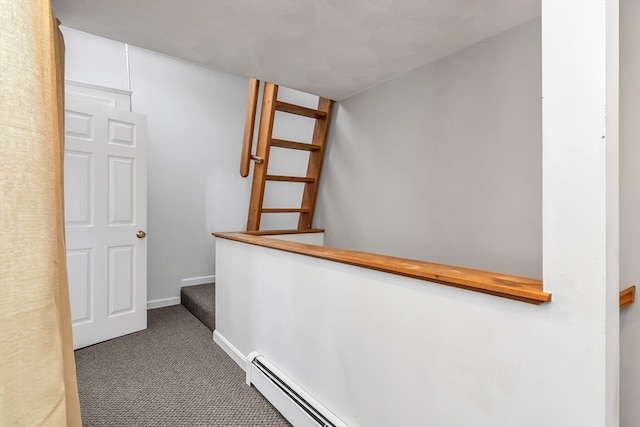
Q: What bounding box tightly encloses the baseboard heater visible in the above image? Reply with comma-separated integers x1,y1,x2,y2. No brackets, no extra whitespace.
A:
246,352,349,427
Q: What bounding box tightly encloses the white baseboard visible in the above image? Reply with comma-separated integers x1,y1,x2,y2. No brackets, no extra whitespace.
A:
147,275,215,309
147,296,180,309
213,330,246,370
181,275,216,287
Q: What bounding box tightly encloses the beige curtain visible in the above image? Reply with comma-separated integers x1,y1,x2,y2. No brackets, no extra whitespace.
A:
0,0,82,425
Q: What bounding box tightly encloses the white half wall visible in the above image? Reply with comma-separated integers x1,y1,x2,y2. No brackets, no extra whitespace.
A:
315,18,542,279
214,236,607,427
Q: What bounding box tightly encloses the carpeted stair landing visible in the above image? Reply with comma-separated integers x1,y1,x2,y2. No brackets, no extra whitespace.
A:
181,283,216,331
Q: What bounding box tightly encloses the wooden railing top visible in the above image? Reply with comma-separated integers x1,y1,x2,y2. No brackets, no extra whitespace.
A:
213,231,552,305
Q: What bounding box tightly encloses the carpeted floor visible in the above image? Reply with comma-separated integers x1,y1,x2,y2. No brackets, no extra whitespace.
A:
74,305,290,426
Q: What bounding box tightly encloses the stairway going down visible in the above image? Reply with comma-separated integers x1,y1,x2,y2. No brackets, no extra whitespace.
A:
180,283,216,331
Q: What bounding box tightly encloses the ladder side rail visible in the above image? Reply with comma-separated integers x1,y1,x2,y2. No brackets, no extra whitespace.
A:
298,97,333,230
240,79,260,177
247,82,278,231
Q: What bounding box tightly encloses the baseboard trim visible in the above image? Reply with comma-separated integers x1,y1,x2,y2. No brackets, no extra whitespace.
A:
181,275,216,287
147,297,180,309
213,330,246,370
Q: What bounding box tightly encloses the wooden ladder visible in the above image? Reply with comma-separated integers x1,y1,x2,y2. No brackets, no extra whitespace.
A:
240,80,333,231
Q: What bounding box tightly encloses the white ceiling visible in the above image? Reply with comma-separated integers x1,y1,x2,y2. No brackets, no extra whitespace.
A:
51,0,540,101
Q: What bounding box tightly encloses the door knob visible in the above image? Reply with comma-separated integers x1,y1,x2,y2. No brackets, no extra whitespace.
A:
136,230,147,238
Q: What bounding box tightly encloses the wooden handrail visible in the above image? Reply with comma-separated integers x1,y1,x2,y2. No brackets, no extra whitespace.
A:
213,232,552,305
240,78,260,177
620,286,636,309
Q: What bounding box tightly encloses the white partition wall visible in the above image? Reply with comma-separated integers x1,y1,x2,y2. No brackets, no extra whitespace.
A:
542,0,620,424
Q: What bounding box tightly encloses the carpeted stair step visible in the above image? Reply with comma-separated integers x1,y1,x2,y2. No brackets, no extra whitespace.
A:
180,283,215,331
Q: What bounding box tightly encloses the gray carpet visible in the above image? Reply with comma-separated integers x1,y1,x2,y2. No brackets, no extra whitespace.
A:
181,283,216,331
75,305,290,426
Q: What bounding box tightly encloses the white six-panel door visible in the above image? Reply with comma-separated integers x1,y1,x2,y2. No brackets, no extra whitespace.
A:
64,97,147,349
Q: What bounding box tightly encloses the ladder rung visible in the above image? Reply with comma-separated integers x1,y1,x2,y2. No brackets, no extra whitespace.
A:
266,175,315,183
261,208,310,214
271,138,321,151
275,101,327,119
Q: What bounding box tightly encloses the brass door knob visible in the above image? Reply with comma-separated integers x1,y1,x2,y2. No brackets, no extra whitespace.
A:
136,230,147,238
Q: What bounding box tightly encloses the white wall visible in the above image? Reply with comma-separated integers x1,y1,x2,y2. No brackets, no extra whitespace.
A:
315,19,542,279
61,27,249,304
62,27,129,90
126,46,251,302
620,0,640,425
